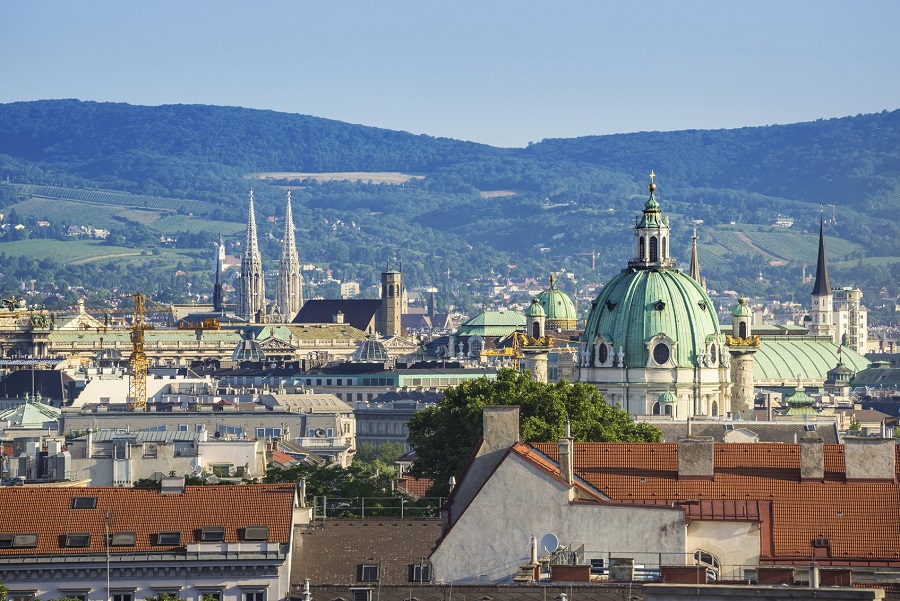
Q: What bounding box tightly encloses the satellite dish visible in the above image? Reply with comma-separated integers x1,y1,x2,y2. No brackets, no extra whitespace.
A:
540,533,559,554
189,460,197,469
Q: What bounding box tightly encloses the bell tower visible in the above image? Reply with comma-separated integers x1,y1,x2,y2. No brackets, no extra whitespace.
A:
628,171,676,270
376,269,402,337
809,214,834,338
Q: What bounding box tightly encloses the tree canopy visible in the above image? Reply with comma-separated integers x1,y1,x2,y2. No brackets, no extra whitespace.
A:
407,369,661,495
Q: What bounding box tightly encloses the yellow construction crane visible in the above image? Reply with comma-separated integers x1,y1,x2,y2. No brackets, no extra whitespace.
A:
126,293,175,411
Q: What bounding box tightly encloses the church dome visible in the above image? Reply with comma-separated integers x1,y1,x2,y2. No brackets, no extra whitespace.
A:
231,337,266,363
731,298,751,318
535,275,577,329
525,298,546,318
354,337,389,362
583,268,722,369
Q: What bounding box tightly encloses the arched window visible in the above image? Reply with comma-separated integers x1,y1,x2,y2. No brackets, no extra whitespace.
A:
532,321,541,338
739,321,747,338
652,402,661,415
711,401,719,417
661,236,667,259
469,337,484,357
694,551,720,581
649,236,658,262
664,404,673,416
388,284,395,297
639,236,645,260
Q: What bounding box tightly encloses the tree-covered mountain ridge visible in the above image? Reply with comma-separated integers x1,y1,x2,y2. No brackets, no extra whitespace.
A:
0,99,899,316
1,99,898,211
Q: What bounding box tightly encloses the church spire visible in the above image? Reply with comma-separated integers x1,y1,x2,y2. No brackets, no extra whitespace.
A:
811,212,831,296
238,189,266,323
212,233,225,314
275,189,303,322
809,211,834,338
689,227,702,286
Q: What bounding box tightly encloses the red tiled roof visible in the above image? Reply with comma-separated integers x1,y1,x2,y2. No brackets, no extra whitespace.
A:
271,449,297,467
0,483,295,556
526,442,900,565
396,476,433,499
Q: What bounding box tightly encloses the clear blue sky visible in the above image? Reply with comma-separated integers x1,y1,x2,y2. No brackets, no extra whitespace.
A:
3,1,898,148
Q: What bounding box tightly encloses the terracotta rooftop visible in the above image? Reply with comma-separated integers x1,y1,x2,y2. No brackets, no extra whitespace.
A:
524,442,900,565
396,476,433,499
0,483,295,556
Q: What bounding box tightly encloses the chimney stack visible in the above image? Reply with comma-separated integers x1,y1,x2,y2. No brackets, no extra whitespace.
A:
482,406,520,453
845,437,896,481
678,437,715,480
558,435,574,486
799,431,824,481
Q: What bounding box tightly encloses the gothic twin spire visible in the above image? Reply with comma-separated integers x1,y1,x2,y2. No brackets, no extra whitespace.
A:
237,189,303,323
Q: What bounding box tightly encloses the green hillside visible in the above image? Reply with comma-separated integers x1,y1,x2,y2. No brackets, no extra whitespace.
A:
0,100,898,318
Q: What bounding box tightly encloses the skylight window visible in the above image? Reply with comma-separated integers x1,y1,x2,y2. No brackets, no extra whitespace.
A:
71,497,98,509
109,531,136,546
200,526,226,542
243,525,269,541
65,532,91,547
157,531,181,545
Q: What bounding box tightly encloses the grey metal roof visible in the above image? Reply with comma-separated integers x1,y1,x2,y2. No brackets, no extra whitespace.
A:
85,430,200,443
651,420,840,444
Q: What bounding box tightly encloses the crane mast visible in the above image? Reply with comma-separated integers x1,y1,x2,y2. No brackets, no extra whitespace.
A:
127,293,149,411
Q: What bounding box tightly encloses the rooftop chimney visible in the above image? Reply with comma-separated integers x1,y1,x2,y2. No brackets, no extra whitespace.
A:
558,435,574,486
845,437,896,481
678,437,715,480
799,431,824,481
482,406,520,453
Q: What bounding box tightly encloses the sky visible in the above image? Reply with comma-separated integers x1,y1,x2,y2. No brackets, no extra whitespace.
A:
2,1,898,148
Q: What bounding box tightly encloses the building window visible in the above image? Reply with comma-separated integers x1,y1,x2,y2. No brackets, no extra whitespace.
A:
244,593,265,601
65,532,91,547
109,531,136,546
590,558,606,576
739,321,747,338
358,564,380,582
639,236,645,260
111,594,133,601
409,563,431,582
10,593,36,601
649,236,658,262
178,424,188,431
652,342,670,365
598,343,608,365
351,590,371,601
652,402,661,415
71,497,98,509
244,525,269,541
200,526,226,541
157,531,181,545
711,401,719,417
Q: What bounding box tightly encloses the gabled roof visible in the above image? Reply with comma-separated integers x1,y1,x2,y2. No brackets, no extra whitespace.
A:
0,484,295,557
292,299,381,333
526,441,900,564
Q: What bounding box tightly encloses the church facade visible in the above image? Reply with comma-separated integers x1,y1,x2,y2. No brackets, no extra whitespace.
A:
577,174,732,418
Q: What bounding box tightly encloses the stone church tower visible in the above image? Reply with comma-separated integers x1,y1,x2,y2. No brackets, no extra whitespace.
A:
376,269,402,336
212,234,226,314
275,190,303,322
809,215,834,338
238,190,266,323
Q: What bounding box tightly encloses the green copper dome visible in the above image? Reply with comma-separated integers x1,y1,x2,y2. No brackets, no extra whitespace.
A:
583,268,722,369
525,298,546,318
731,298,751,318
658,391,677,404
535,275,577,329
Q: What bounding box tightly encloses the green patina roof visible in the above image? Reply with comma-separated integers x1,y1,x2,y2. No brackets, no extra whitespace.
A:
525,298,546,318
637,195,667,229
535,278,576,323
457,310,526,337
731,298,751,318
658,391,677,404
782,386,817,416
850,366,900,389
753,338,869,382
0,401,61,427
582,268,721,368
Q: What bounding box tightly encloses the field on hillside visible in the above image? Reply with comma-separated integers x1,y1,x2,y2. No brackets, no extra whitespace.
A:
150,215,246,235
246,171,425,184
8,197,168,229
0,239,205,267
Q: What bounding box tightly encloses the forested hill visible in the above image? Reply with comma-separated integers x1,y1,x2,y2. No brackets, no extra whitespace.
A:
0,99,899,316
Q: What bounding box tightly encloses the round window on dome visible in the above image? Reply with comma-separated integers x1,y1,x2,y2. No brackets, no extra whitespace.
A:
598,344,608,365
653,343,670,365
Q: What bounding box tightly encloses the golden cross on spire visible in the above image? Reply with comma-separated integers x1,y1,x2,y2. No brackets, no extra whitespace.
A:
649,170,656,184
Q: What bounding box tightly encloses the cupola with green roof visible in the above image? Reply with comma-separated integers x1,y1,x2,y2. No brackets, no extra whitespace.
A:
534,274,577,330
578,172,731,419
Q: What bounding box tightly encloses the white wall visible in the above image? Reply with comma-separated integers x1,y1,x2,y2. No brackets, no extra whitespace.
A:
431,453,687,583
686,521,761,580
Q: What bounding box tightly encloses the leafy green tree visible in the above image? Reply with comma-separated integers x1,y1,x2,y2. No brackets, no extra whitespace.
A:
847,417,862,436
145,594,186,601
408,369,661,495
